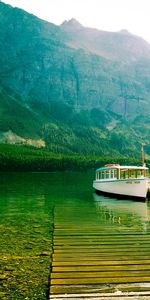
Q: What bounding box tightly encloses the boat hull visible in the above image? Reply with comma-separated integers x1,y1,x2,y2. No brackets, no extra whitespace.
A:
93,178,149,199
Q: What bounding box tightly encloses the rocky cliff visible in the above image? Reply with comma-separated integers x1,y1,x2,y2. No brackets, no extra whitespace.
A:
0,2,150,157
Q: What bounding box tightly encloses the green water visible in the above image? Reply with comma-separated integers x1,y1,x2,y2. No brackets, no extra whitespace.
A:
0,172,150,299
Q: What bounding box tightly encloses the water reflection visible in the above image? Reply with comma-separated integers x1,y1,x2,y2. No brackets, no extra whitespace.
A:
93,193,150,233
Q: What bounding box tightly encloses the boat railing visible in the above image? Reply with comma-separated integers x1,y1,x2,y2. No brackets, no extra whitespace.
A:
96,168,149,181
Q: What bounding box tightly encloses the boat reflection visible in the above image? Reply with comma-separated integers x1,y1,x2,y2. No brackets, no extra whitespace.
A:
93,193,150,233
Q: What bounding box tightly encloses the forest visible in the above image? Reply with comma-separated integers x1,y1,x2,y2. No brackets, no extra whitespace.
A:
0,144,148,172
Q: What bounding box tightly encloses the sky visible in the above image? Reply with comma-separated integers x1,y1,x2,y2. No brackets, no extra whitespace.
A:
2,0,150,43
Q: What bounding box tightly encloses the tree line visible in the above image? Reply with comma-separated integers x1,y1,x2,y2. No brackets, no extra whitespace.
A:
0,144,148,172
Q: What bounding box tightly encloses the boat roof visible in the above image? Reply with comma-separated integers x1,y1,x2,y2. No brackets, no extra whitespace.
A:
96,165,149,171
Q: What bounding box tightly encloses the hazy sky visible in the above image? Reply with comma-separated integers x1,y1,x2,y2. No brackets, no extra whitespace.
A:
3,0,150,43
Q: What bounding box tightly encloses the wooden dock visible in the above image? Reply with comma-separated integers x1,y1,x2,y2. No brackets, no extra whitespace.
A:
49,204,150,299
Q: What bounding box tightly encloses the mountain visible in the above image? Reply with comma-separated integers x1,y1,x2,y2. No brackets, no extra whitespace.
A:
0,2,150,158
61,19,150,62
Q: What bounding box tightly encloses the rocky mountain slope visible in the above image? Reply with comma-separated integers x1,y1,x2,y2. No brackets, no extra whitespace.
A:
0,2,150,157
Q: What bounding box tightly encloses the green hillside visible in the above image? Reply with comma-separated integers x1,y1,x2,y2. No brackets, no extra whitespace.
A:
0,87,41,137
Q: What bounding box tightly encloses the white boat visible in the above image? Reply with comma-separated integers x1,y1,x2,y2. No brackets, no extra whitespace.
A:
93,164,149,199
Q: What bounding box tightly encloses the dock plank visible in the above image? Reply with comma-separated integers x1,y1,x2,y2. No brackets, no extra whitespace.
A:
50,285,150,295
54,247,150,253
52,259,150,266
53,255,150,262
51,270,150,279
49,205,150,299
52,264,150,272
51,276,150,285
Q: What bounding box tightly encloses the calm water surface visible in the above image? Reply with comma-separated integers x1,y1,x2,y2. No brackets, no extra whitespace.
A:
0,172,150,299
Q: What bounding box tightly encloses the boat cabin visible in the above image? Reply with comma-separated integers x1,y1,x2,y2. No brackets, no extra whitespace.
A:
96,165,149,181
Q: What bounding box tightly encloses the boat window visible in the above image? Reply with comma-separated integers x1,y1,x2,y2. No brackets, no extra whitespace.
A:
114,169,117,178
110,169,117,178
129,170,136,178
106,170,110,179
146,169,149,177
101,172,103,179
135,169,147,178
120,169,129,179
127,169,148,179
144,169,148,177
110,170,114,178
96,168,148,181
96,172,101,180
136,169,144,178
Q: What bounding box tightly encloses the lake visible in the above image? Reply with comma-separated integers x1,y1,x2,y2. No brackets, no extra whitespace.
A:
0,172,150,299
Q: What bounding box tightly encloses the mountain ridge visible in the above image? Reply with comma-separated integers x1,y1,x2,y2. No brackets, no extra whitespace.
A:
60,18,150,61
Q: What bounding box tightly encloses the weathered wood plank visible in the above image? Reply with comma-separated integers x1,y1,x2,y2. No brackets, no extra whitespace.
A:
50,284,150,295
54,244,150,250
53,250,150,256
52,264,150,272
54,241,150,246
51,276,150,285
54,247,150,253
53,255,150,262
53,264,150,273
52,259,150,266
53,250,150,255
50,296,150,299
53,236,150,241
51,270,150,279
50,295,150,299
54,228,150,232
54,231,150,235
50,287,150,295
